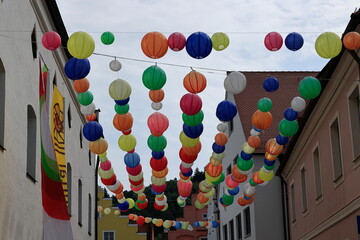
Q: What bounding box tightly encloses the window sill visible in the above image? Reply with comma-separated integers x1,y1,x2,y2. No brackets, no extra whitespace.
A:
26,173,37,183
0,144,5,151
315,195,324,206
88,232,91,236
333,175,344,189
78,222,82,227
302,209,309,217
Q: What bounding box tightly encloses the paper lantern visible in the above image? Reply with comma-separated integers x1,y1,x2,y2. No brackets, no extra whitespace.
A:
257,97,272,112
221,194,234,205
284,108,298,121
214,132,228,146
81,103,95,116
150,156,168,171
101,31,115,45
115,98,130,106
142,65,167,90
241,151,252,160
152,183,166,193
237,158,254,172
151,102,163,111
265,138,283,155
147,135,167,151
247,136,261,148
118,201,130,212
264,32,283,51
89,137,108,154
141,32,168,59
276,134,288,146
179,148,198,162
212,152,225,161
212,143,225,154
182,110,204,126
217,123,227,132
86,113,97,121
197,193,210,204
129,172,143,182
73,78,90,93
263,77,279,92
149,89,165,103
163,220,172,229
206,163,222,177
183,123,203,138
127,164,142,176
259,168,274,182
67,31,95,59
182,141,202,156
113,113,133,131
98,168,114,179
83,121,103,141
168,32,186,51
315,32,342,59
152,150,165,159
109,59,122,72
183,70,207,94
186,32,212,59
298,76,321,100
224,71,247,94
124,152,140,168
109,79,132,100
232,166,247,183
129,178,143,186
211,32,230,51
77,91,93,106
118,134,137,152
285,32,304,51
177,180,192,197
42,31,61,51
252,110,273,130
152,168,168,178
291,96,306,112
64,58,90,80
216,100,237,122
279,119,299,137
180,93,202,115
151,176,166,186
114,104,130,115
104,208,111,215
343,31,360,50
179,131,199,147
147,112,169,137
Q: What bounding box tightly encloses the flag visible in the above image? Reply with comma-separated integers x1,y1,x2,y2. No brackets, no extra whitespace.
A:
39,56,74,239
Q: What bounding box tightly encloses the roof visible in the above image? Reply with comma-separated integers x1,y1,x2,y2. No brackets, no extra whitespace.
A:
276,9,360,175
233,71,319,153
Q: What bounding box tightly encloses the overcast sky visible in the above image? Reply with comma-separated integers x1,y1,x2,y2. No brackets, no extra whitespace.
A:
56,0,358,190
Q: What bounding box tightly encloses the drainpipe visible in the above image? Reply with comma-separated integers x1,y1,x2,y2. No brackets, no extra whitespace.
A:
95,156,99,240
280,175,290,240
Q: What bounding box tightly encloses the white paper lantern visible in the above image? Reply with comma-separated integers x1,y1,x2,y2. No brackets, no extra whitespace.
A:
81,103,95,115
108,79,132,100
243,183,256,196
151,176,166,185
109,59,122,72
98,168,114,179
217,122,227,132
104,208,111,215
114,210,120,215
181,161,194,168
291,96,306,112
106,180,120,191
151,102,162,110
224,71,247,94
250,129,260,136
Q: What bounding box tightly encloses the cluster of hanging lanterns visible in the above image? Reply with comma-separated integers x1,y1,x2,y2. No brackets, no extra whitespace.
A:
177,70,207,207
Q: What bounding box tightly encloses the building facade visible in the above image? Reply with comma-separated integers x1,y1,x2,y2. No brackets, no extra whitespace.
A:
0,0,96,239
208,71,318,240
278,10,360,240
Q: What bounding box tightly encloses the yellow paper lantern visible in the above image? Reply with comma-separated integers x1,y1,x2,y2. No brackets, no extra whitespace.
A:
163,220,172,229
109,79,132,100
67,31,95,59
212,152,225,161
145,217,152,223
98,168,114,179
209,157,222,166
205,172,221,183
118,134,137,152
259,167,274,181
179,131,200,147
151,176,166,185
89,137,108,154
127,198,135,209
242,142,255,154
203,188,216,198
128,172,143,182
195,200,205,209
315,32,342,59
211,32,230,51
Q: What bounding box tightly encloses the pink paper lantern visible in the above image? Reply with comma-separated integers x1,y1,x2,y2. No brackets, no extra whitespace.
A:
168,32,186,51
42,31,61,51
264,32,283,51
100,160,112,171
147,112,169,137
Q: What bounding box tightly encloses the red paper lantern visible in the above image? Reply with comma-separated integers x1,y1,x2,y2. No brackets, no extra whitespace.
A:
264,32,283,51
42,31,61,51
150,156,168,171
248,136,261,148
86,113,97,121
136,199,148,210
178,180,193,197
129,178,144,186
152,183,166,193
168,32,186,51
180,93,202,115
126,164,142,176
141,32,168,59
136,216,145,225
147,112,169,137
100,174,116,185
179,148,198,163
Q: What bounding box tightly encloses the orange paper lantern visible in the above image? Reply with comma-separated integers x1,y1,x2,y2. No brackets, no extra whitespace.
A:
214,132,228,146
232,165,247,183
265,152,277,161
113,113,133,131
265,138,284,155
183,70,207,94
86,113,97,121
343,31,360,50
73,78,90,93
141,32,168,59
149,89,165,103
197,193,210,204
182,141,202,156
251,110,273,130
206,163,223,177
247,136,261,148
89,138,108,154
152,168,168,178
252,171,264,184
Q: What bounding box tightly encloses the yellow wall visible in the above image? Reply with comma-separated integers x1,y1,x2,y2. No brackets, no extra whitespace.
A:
97,188,146,240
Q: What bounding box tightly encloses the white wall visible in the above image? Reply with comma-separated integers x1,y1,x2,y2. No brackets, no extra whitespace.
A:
0,0,95,239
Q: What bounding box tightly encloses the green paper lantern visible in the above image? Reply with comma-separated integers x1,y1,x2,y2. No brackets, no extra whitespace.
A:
222,194,234,205
249,179,257,186
315,32,342,59
181,222,189,230
114,104,130,114
109,79,132,100
77,91,93,106
236,157,254,171
195,200,205,209
101,31,115,45
279,119,299,137
142,65,167,90
182,110,204,126
147,135,167,151
264,164,275,171
257,97,272,112
212,172,225,185
211,32,230,51
298,76,321,100
118,134,137,151
67,31,95,59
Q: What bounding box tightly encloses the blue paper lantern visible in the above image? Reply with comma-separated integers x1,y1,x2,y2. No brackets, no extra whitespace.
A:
212,220,219,228
285,32,304,51
175,222,182,229
228,186,240,195
151,188,162,195
219,197,224,204
152,151,165,159
284,108,298,121
241,151,252,160
216,100,237,122
186,32,212,59
244,195,251,200
183,123,204,139
118,201,130,211
264,158,276,166
64,58,90,80
115,97,130,105
83,121,103,141
263,77,279,92
124,152,140,168
276,134,289,145
212,143,225,154
182,168,193,177
194,221,200,227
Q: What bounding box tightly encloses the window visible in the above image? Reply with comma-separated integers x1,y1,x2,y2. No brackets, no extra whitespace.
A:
223,224,228,240
67,104,71,129
78,179,82,226
202,213,207,219
313,147,323,200
88,150,92,166
88,194,92,235
199,237,208,240
31,26,37,59
236,213,242,240
26,105,37,182
103,231,115,240
229,219,234,240
79,126,83,148
348,85,360,160
300,167,307,212
244,207,251,236
53,75,57,86
227,164,231,175
228,118,234,135
67,163,72,216
330,118,343,181
233,154,238,166
290,183,296,222
0,59,5,150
